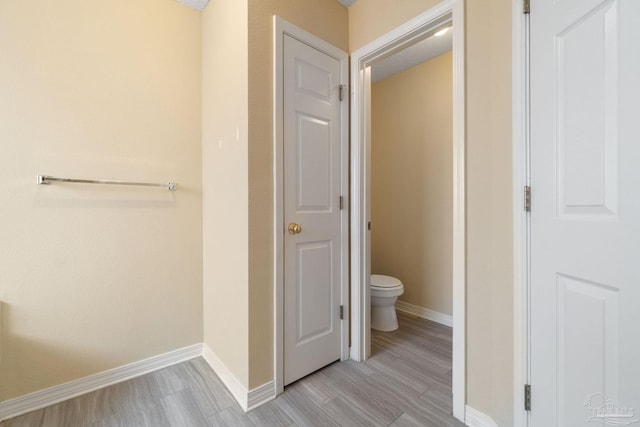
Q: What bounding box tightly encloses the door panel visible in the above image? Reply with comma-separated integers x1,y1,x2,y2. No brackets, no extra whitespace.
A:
555,1,619,218
283,34,343,386
296,241,333,343
298,114,332,210
530,0,640,426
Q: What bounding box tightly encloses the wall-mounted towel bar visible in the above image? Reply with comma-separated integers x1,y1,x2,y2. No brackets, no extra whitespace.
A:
37,175,177,191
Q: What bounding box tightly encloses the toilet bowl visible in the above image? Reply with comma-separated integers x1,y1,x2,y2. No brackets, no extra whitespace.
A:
371,274,404,332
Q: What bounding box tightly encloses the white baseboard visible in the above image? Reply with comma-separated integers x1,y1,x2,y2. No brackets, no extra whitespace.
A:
247,381,275,411
0,343,203,423
201,344,249,410
465,405,499,427
395,300,453,327
202,344,276,412
201,344,275,412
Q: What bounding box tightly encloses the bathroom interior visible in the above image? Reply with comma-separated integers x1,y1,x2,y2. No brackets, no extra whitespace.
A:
369,25,454,338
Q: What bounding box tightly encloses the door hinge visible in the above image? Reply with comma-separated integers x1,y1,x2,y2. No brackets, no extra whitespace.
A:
523,0,530,14
524,384,531,411
338,84,346,101
339,195,344,210
524,185,531,212
339,305,344,320
367,221,371,231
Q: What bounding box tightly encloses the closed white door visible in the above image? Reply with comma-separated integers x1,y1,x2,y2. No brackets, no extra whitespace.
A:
530,0,640,426
283,34,345,385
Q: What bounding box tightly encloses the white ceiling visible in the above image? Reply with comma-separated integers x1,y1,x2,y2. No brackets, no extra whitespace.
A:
176,0,209,12
178,0,355,11
371,29,452,83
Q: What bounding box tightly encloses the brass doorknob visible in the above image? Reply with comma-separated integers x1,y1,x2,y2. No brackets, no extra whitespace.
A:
288,223,302,234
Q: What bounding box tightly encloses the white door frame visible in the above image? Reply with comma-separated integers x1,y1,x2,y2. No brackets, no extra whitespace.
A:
273,16,350,396
512,1,530,426
349,0,466,421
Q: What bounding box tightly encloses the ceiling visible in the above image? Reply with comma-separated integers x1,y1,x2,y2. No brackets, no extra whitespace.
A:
178,0,356,11
176,0,209,11
371,28,452,83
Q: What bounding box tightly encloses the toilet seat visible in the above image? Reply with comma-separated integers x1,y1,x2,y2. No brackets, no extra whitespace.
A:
371,274,404,297
371,274,402,288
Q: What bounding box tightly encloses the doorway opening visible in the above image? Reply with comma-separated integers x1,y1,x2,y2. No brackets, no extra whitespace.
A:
349,0,466,421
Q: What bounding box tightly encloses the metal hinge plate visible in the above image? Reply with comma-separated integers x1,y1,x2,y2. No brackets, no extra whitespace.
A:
524,186,531,212
523,0,530,14
339,305,344,320
340,196,343,210
338,84,346,101
524,384,531,411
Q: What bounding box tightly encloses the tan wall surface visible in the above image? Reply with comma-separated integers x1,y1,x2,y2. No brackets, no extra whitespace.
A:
349,0,442,52
465,1,514,425
0,0,203,400
202,0,250,387
247,0,348,389
350,0,514,425
371,52,453,316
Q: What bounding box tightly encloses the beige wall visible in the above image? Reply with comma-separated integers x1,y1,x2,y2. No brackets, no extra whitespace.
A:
247,0,348,388
350,1,514,425
202,0,250,387
0,0,203,400
349,0,443,52
371,52,453,316
465,1,514,425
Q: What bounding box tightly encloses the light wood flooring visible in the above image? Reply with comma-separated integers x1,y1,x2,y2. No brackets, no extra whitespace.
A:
2,312,464,427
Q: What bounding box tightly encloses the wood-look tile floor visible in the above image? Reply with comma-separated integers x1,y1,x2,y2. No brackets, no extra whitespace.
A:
2,313,465,427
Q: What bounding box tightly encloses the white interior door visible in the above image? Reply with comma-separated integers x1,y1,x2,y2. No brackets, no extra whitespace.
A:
283,34,344,385
530,1,640,426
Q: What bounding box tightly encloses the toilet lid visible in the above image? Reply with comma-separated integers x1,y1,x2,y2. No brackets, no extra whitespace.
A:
371,274,402,289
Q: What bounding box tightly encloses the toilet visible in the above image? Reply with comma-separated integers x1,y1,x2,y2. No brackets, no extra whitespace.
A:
370,274,404,332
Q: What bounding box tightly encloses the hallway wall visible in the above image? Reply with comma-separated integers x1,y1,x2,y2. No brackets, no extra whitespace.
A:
0,0,203,400
202,0,250,387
